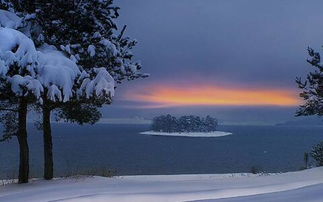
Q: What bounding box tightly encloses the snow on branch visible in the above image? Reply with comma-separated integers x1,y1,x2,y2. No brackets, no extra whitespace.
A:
9,75,43,98
0,27,115,103
0,9,21,29
0,27,41,99
38,47,81,102
78,68,115,99
0,27,38,75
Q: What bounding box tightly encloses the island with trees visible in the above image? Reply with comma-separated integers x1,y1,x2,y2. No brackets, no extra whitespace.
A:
141,114,232,137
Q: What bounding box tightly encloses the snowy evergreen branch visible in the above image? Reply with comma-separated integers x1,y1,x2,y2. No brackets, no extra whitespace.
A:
297,47,323,116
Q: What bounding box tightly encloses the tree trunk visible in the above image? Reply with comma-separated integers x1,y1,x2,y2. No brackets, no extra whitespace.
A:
17,99,29,184
43,101,53,180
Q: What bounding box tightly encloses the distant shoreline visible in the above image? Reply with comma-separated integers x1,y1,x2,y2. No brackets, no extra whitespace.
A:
140,131,232,137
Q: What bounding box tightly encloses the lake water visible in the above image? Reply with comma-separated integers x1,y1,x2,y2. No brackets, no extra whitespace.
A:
0,124,322,178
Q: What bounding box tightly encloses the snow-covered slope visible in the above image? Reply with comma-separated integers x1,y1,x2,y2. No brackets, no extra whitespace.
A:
140,131,232,137
196,184,323,202
1,168,323,202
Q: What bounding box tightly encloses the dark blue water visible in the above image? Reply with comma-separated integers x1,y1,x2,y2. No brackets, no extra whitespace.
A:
0,124,322,178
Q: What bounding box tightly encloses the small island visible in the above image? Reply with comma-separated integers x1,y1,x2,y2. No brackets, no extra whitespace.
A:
141,114,232,137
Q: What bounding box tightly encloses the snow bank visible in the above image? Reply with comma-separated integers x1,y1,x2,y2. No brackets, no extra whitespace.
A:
196,184,323,202
140,131,232,137
1,168,323,202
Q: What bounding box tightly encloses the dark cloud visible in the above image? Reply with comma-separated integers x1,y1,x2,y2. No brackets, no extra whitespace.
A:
116,0,323,87
101,0,323,124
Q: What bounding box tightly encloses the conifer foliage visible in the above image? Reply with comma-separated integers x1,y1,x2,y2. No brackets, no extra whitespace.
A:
28,0,146,83
296,47,323,116
0,0,147,183
311,142,323,166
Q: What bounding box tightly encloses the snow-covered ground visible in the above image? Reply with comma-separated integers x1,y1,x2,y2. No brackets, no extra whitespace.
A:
1,168,323,202
140,131,232,137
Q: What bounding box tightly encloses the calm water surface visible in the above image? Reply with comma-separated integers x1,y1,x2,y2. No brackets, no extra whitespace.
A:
0,124,322,178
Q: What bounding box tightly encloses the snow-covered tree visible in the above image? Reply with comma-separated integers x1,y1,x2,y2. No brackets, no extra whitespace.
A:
0,26,41,183
25,0,147,82
30,0,146,180
0,0,147,181
37,46,115,180
0,25,116,182
311,142,323,166
0,2,42,183
296,47,323,116
296,47,323,167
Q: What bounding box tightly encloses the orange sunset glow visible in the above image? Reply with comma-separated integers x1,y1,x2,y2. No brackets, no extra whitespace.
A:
124,85,301,108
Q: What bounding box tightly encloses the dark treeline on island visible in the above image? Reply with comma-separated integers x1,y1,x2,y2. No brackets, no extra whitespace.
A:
151,114,218,133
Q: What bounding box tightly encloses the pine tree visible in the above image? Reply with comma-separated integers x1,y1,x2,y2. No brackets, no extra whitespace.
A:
296,47,323,116
0,0,147,181
311,142,323,166
1,0,147,180
36,1,146,180
0,26,41,183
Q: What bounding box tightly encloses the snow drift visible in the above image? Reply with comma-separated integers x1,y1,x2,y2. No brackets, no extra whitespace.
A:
1,167,323,202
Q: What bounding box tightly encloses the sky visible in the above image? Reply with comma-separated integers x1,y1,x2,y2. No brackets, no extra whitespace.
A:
101,0,323,125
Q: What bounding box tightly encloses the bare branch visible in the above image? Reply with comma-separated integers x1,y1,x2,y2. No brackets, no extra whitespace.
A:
118,25,127,41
